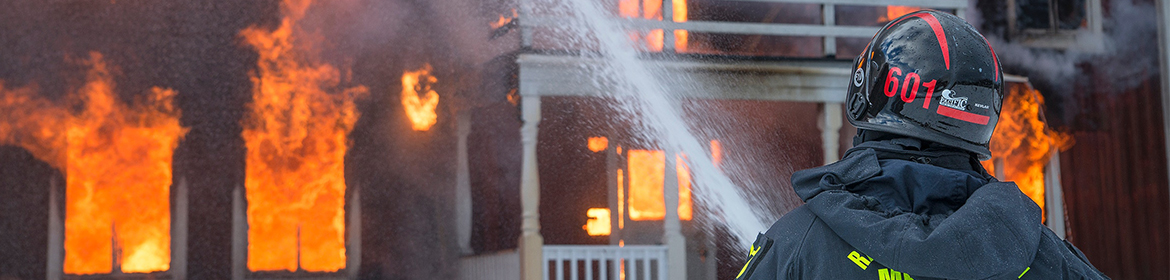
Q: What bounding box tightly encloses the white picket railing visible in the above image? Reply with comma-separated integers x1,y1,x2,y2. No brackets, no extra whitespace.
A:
543,245,668,280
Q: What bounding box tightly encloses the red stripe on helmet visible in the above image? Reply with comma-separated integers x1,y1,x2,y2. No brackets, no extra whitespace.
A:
983,37,1000,82
914,13,950,70
891,12,951,70
937,105,990,125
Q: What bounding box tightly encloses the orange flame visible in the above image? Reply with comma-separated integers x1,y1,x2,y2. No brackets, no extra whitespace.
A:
490,9,518,29
626,149,692,221
981,84,1072,220
588,136,609,152
240,0,367,272
617,168,625,229
675,154,693,220
401,64,439,131
583,208,612,236
673,0,688,52
627,150,665,220
0,52,185,274
881,6,921,22
617,0,688,52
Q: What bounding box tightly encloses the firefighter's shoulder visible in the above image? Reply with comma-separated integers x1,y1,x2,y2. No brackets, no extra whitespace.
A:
735,205,818,280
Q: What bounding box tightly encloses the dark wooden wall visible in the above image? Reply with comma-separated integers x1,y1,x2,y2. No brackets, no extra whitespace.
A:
1061,76,1170,279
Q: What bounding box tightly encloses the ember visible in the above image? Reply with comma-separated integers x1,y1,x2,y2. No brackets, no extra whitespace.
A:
240,0,368,272
0,52,185,274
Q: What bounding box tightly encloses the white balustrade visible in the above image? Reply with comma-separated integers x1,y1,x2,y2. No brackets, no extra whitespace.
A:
543,245,668,280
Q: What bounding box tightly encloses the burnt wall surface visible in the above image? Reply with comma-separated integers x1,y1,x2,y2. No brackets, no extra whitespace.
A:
468,53,523,254
0,0,513,279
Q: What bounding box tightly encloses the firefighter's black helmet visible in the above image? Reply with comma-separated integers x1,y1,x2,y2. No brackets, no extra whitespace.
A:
847,10,1003,160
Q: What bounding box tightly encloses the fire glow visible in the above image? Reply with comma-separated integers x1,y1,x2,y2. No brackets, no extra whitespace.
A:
0,53,185,274
240,0,368,272
490,9,518,29
626,149,693,221
584,208,612,236
618,0,688,52
401,64,440,132
881,6,921,22
588,136,609,152
982,84,1071,219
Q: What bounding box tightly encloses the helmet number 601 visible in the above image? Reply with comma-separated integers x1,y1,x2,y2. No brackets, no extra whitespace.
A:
883,67,938,110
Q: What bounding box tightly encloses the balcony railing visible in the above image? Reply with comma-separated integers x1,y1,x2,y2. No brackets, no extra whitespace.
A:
543,245,667,280
518,0,970,57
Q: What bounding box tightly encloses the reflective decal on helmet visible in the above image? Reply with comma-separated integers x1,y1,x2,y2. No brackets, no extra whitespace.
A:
939,89,968,111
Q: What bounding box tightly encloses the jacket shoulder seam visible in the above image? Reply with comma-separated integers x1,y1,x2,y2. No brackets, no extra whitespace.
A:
788,210,820,277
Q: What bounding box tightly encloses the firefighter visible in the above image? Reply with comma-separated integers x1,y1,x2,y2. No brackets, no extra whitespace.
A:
735,10,1108,280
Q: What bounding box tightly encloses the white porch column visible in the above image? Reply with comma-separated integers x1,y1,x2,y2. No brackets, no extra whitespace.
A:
232,185,247,280
455,113,473,255
347,185,362,279
662,152,686,280
172,177,189,280
1043,149,1066,239
46,176,63,280
518,95,544,280
820,102,843,165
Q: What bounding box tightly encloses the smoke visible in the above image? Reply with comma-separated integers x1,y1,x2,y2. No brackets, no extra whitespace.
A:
1091,0,1159,91
971,0,1159,121
291,0,515,67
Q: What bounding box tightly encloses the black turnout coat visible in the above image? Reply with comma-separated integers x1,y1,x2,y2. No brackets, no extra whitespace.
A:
736,138,1108,280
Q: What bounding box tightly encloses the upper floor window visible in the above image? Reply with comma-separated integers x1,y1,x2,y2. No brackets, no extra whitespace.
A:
1009,0,1103,51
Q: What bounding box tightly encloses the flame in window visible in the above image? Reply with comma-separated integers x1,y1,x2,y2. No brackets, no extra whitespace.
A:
617,0,688,52
981,84,1071,220
0,53,185,274
626,149,693,221
675,154,693,221
401,64,440,131
240,0,367,272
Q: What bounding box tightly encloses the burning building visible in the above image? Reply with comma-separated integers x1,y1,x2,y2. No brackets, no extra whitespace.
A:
0,0,1165,279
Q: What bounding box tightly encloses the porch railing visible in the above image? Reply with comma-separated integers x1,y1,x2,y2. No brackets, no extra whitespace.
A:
543,245,668,280
518,0,970,57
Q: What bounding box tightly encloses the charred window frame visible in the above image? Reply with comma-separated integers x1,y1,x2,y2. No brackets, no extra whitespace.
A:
1007,0,1104,51
1016,0,1086,31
